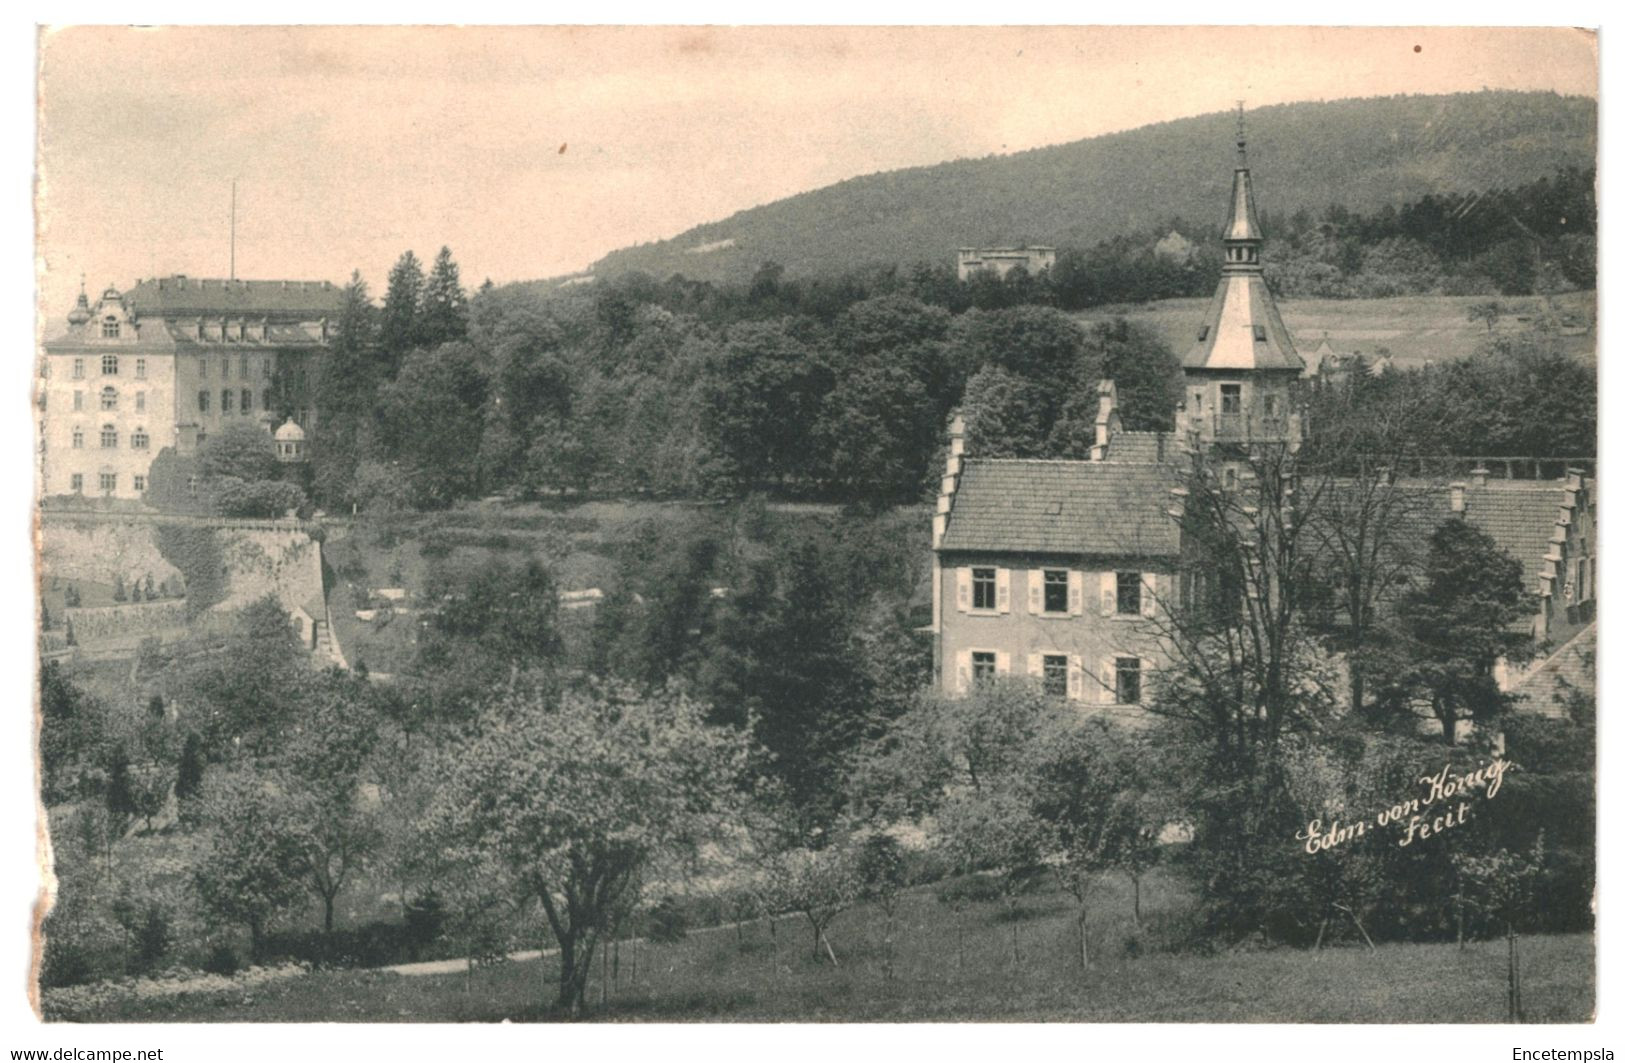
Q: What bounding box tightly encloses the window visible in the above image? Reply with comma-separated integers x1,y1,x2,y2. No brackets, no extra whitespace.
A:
262,389,274,412
100,424,116,448
1252,324,1267,342
73,390,83,412
135,391,145,412
972,567,997,610
40,360,48,378
71,427,83,449
131,428,149,450
135,358,146,379
1197,325,1209,341
197,390,210,413
1115,657,1142,704
200,357,208,377
133,475,146,493
239,356,249,378
72,358,84,379
262,359,272,379
101,317,119,339
972,651,997,686
1263,393,1279,418
1042,655,1068,697
101,354,118,375
187,475,198,497
221,389,233,413
1043,570,1069,614
70,474,82,494
1116,571,1141,615
99,472,116,493
241,388,252,413
100,386,117,411
1220,384,1242,415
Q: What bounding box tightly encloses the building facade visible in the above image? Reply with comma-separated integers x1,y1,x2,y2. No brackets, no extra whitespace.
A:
956,246,1057,281
39,276,344,500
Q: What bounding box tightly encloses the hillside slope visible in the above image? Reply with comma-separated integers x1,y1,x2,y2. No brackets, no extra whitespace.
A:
589,91,1595,284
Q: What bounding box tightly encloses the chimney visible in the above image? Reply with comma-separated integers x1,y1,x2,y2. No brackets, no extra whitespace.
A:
1450,482,1467,513
1470,465,1489,487
935,413,968,550
1092,379,1120,462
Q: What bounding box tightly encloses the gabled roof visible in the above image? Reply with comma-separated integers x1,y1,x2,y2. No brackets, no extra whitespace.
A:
939,459,1181,558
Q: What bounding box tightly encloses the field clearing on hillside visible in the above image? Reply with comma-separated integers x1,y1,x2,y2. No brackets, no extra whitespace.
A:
50,867,1594,1023
1080,290,1595,367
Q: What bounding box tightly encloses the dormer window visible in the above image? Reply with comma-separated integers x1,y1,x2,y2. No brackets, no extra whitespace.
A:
101,317,119,339
1197,325,1210,341
1253,325,1267,342
101,354,118,375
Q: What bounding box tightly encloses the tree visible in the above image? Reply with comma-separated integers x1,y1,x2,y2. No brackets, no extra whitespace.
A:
759,844,860,965
1395,518,1533,744
856,833,908,979
936,789,1049,967
1029,716,1163,950
174,731,206,824
311,271,379,507
423,683,756,1015
958,365,1052,458
815,361,939,500
1467,300,1505,333
192,772,306,959
278,671,385,932
696,319,832,487
178,596,305,755
379,250,427,373
374,341,487,507
198,422,280,484
420,246,470,348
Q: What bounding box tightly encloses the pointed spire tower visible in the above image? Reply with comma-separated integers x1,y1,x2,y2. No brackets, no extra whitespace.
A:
1178,105,1304,450
66,275,91,327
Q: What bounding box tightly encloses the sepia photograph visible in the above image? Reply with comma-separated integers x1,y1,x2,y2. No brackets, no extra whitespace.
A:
26,24,1599,1030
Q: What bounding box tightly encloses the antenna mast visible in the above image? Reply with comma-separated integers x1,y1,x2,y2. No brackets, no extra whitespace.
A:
1236,100,1248,167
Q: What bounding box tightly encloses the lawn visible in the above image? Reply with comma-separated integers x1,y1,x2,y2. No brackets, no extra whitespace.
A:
1078,290,1596,368
48,869,1594,1023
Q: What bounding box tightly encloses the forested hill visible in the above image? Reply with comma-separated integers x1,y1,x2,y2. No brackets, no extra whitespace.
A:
588,91,1596,284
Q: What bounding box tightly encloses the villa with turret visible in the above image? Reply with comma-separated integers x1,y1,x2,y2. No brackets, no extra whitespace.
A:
931,134,1595,721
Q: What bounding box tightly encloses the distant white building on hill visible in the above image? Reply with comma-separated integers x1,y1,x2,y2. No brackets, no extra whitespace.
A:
956,246,1056,281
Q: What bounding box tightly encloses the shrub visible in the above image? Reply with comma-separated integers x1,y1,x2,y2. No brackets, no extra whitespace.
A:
934,872,1003,907
403,892,447,959
647,895,688,944
202,944,241,976
129,903,172,975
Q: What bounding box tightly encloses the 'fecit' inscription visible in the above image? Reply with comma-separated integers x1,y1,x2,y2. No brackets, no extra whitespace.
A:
1294,758,1511,854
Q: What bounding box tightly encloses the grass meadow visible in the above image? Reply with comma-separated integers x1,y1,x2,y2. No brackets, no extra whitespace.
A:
1078,290,1596,368
47,868,1594,1024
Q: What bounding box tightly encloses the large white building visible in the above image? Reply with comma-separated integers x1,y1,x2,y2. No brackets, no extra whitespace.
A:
39,276,344,501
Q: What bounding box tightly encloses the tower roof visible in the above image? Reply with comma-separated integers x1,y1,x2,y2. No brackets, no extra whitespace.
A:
1181,124,1303,375
1224,167,1263,243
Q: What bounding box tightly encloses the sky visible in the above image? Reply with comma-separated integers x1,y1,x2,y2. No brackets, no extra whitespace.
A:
35,26,1596,316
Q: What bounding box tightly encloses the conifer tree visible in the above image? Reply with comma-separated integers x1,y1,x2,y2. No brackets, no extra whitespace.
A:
379,250,426,375
421,246,469,348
